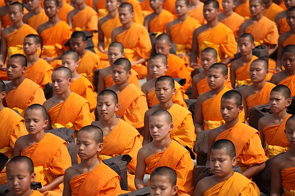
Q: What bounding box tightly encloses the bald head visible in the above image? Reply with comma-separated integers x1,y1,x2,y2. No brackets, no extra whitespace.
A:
150,109,172,124
202,47,218,59
176,0,189,6
211,139,236,159
119,2,133,12
155,33,171,44
221,90,242,106
209,63,228,76
54,66,72,79
155,75,175,88
238,33,254,43
113,58,131,72
78,125,103,143
250,0,264,5
25,34,41,45
109,42,124,53
204,0,219,8
0,80,5,93
271,85,291,99
98,89,118,104
44,0,59,7
9,2,23,11
282,44,295,56
62,50,79,62
151,166,177,186
71,31,87,41
251,59,268,70
7,156,34,174
25,104,48,121
8,54,27,67
149,54,167,66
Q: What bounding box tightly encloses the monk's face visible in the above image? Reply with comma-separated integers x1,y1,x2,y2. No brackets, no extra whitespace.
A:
238,37,254,56
269,91,290,113
27,0,41,10
108,47,124,65
210,148,236,178
284,0,295,9
155,40,171,57
76,131,103,159
155,80,175,103
249,61,268,83
8,5,24,23
118,7,133,25
150,0,162,10
203,3,218,22
149,115,173,141
23,37,40,56
25,109,49,134
105,0,119,12
62,55,79,73
285,119,295,146
287,11,295,29
148,58,168,78
201,52,217,71
175,0,189,17
6,58,26,80
52,71,71,94
44,0,59,18
220,98,242,123
281,52,295,71
222,0,236,12
207,68,227,90
112,65,131,85
97,95,119,120
150,175,178,196
7,161,35,196
249,0,264,16
70,37,87,55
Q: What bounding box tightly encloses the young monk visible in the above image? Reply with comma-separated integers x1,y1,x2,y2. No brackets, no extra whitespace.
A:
258,85,292,158
13,104,72,194
207,90,267,178
57,0,73,22
62,50,97,112
43,67,93,131
191,0,237,66
69,31,101,85
5,54,46,116
92,89,142,190
234,0,252,19
23,0,48,31
271,115,295,195
263,0,284,21
141,54,187,108
23,34,53,89
275,0,295,34
120,0,144,24
97,42,140,93
142,75,195,150
108,58,148,132
135,109,194,195
6,156,43,196
166,0,201,63
271,44,295,97
218,0,245,39
195,139,260,195
111,3,152,79
149,166,178,196
188,0,205,25
63,125,122,195
230,33,257,87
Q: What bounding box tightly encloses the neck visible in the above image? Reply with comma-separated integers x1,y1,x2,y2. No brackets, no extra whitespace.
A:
0,104,4,111
211,85,224,95
33,6,43,14
108,9,118,18
115,82,129,91
291,28,295,34
252,80,266,90
159,101,174,110
12,75,26,87
77,3,87,10
153,138,171,150
273,110,289,120
225,117,240,129
214,171,233,183
241,53,253,62
59,0,64,7
123,21,133,30
289,147,295,156
203,69,208,75
101,116,119,128
252,13,263,21
222,9,233,17
265,1,272,8
178,14,188,22
79,50,87,58
154,6,162,15
56,89,71,101
48,15,60,24
81,156,100,171
207,18,219,28
29,131,46,143
191,1,200,7
71,71,80,80
26,53,39,65
12,20,24,29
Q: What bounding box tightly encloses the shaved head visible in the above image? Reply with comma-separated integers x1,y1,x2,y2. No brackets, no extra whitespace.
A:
250,59,268,69
149,54,167,66
25,34,41,45
109,42,124,53
271,85,291,99
98,89,118,104
54,66,72,79
0,80,5,92
7,156,34,174
286,114,295,125
25,104,48,120
78,125,103,143
221,90,242,106
287,6,295,12
204,0,219,8
211,139,236,159
113,58,131,71
209,63,228,76
9,2,23,11
202,47,218,59
155,75,175,88
44,0,59,7
155,33,171,44
9,54,27,67
238,33,254,43
119,2,133,12
150,109,172,124
151,166,177,186
176,0,189,6
62,50,79,62
282,44,295,56
71,31,87,41
250,0,264,5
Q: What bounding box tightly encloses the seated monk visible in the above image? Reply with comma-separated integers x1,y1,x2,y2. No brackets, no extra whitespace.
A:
207,90,267,177
195,139,260,195
98,42,140,93
271,115,295,195
234,0,252,19
108,58,148,132
5,54,46,116
23,0,48,31
270,44,295,97
120,0,144,24
13,104,72,194
92,89,142,191
188,0,205,25
135,109,194,195
166,0,201,64
274,0,295,34
63,125,122,195
258,85,292,158
111,3,152,79
43,67,93,131
142,76,195,151
191,0,237,67
6,156,43,196
62,50,97,112
141,54,187,108
57,0,73,22
23,34,52,89
263,0,284,21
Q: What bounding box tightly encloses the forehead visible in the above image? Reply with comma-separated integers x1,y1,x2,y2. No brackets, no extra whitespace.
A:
97,94,115,102
204,3,215,9
249,0,262,5
119,7,131,13
286,118,295,127
113,64,127,71
208,67,222,74
238,37,252,43
108,46,122,53
282,51,295,57
175,0,186,5
270,91,285,97
156,80,172,87
77,131,96,141
7,58,22,65
7,161,29,173
149,58,165,65
24,37,36,43
287,10,295,15
210,148,230,157
70,37,84,43
155,40,169,46
9,5,22,11
52,70,67,78
201,52,215,58
221,98,237,106
150,114,169,123
250,61,264,68
150,175,171,185
62,54,75,61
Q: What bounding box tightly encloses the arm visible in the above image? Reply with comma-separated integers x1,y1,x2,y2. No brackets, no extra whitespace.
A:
131,58,146,65
221,57,233,65
191,75,199,99
38,175,64,193
143,16,149,30
62,169,72,196
190,29,199,68
13,139,22,157
230,62,236,88
270,158,282,196
242,162,265,179
97,71,106,93
0,30,8,68
257,118,266,148
237,87,248,120
142,111,151,146
67,12,73,28
98,20,106,53
194,96,204,133
135,149,147,189
206,130,216,166
276,39,282,71
268,44,278,56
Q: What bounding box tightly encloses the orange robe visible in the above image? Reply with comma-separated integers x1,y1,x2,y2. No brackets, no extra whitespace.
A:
278,75,295,97
48,92,93,131
145,140,194,195
148,10,174,33
96,0,107,19
70,76,97,112
245,82,276,111
162,0,176,17
24,59,53,89
279,1,287,10
1,8,29,29
72,6,98,32
196,77,232,96
127,0,144,24
234,55,258,87
30,190,43,195
27,10,48,31
188,3,205,25
147,80,187,108
104,69,140,89
69,162,122,196
203,172,260,196
116,83,148,129
215,122,267,172
281,167,295,195
234,0,252,19
282,34,295,47
278,17,289,34
263,114,291,158
263,3,284,21
220,12,245,39
115,23,152,79
58,3,74,22
141,0,152,17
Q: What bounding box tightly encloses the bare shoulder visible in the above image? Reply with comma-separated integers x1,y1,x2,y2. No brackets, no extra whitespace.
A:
145,106,159,118
15,135,29,151
108,85,116,91
23,12,32,23
230,58,241,70
98,15,109,27
144,13,156,23
43,96,60,111
112,26,123,38
193,72,206,84
99,67,111,78
237,85,251,98
1,26,13,39
37,22,49,35
91,120,102,127
278,32,291,43
197,91,212,104
68,8,78,18
270,71,286,84
65,164,81,181
166,19,178,30
138,143,153,159
193,24,208,37
141,80,154,94
208,126,224,141
0,6,7,17
275,11,285,23
258,115,271,129
195,175,216,195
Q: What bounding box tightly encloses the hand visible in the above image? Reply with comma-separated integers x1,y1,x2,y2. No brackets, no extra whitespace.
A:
37,186,50,193
0,65,6,72
275,67,282,72
177,53,185,58
98,45,107,54
43,57,55,63
190,62,199,69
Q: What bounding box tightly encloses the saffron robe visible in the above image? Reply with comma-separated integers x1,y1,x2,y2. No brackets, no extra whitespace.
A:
1,8,29,29
278,75,295,97
162,0,177,16
263,3,284,21
58,3,74,22
148,9,174,33
188,3,205,25
282,34,295,47
27,10,48,31
96,0,107,19
72,6,98,32
234,55,258,87
278,17,289,34
30,190,43,195
104,69,140,89
281,167,295,195
234,0,252,19
220,12,245,39
127,0,144,24
196,77,232,96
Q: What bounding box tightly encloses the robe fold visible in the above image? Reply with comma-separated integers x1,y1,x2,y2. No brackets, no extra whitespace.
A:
30,190,43,195
188,3,205,25
148,10,174,33
282,34,295,47
278,75,295,97
58,3,74,22
220,12,245,39
196,77,232,96
27,10,48,31
263,3,284,21
72,6,98,32
234,55,258,87
234,0,252,19
278,18,290,34
127,0,143,24
281,167,295,195
104,69,140,89
96,0,107,19
162,0,176,16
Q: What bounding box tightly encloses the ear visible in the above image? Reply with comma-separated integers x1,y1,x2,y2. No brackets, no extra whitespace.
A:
68,77,72,84
75,61,79,69
172,87,176,95
265,68,269,75
224,75,228,81
168,43,172,49
252,43,255,49
172,185,178,196
121,53,125,58
0,91,6,99
232,156,237,166
43,119,49,129
131,12,134,18
97,142,104,152
169,123,174,132
286,98,292,107
115,103,120,112
31,172,36,182
238,105,243,113
165,65,169,71
22,66,26,73
127,70,132,77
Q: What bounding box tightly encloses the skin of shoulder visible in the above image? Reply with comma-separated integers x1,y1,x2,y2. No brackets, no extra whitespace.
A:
239,20,253,35
23,12,33,23
192,71,206,84
193,24,207,38
1,26,13,39
141,79,154,95
275,11,285,24
37,22,49,35
270,70,286,84
98,15,109,28
14,135,30,156
0,6,8,17
194,175,216,196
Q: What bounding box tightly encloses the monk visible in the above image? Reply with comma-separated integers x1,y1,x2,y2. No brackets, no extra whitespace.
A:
111,3,152,79
218,0,245,39
108,58,148,132
92,89,142,190
191,0,237,66
239,59,276,119
195,139,260,195
13,104,72,194
97,42,140,93
23,0,48,31
230,33,257,87
142,75,195,151
263,0,284,21
57,0,73,22
207,90,267,178
271,115,295,195
234,0,252,19
5,54,46,115
135,109,194,195
270,44,295,97
188,0,205,25
69,31,101,85
62,50,97,112
166,0,201,64
258,85,292,158
274,0,295,34
154,34,193,90
23,34,53,89
43,67,93,131
120,0,144,24
6,156,43,196
141,54,187,108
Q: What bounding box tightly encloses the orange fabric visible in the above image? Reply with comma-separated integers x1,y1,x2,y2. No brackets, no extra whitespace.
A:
30,190,43,195
281,167,295,194
58,3,74,22
127,0,144,24
1,8,29,29
5,78,46,111
72,6,98,32
48,92,93,131
203,172,260,196
234,55,258,87
245,82,276,111
188,3,205,25
282,34,295,47
215,122,267,171
263,3,284,21
162,0,176,16
70,76,97,112
148,9,174,33
104,69,140,89
278,17,290,34
196,77,232,96
69,162,122,196
234,0,252,19
96,0,107,19
220,12,245,39
278,75,295,97
27,10,48,31
116,83,148,129
24,59,53,89
145,140,194,195
279,1,287,10
141,0,152,12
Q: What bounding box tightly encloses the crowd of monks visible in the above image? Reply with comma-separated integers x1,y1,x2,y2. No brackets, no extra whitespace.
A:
0,0,295,194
